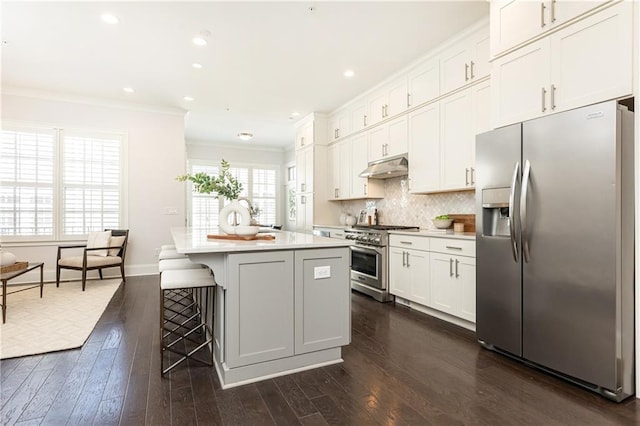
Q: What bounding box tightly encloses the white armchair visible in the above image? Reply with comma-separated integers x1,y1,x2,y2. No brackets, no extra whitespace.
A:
56,229,129,291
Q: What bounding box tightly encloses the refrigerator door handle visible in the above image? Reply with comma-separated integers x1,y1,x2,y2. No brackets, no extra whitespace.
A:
521,160,531,263
509,161,520,263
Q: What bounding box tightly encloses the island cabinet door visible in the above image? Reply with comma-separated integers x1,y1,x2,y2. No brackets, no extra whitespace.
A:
226,251,294,368
294,247,351,355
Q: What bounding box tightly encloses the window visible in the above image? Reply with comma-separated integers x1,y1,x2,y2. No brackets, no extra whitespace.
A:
187,161,279,228
0,124,125,241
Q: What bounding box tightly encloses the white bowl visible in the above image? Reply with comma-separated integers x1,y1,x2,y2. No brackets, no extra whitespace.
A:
235,225,260,236
432,219,453,229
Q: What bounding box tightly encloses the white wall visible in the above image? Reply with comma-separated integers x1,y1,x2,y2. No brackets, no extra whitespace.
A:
1,92,187,281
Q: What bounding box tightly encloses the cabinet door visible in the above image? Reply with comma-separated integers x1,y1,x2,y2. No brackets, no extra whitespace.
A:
429,253,456,315
408,57,439,108
351,134,368,198
295,248,350,354
295,193,314,232
226,251,294,368
406,249,429,307
295,149,306,192
338,140,351,199
368,91,387,126
387,116,408,158
387,77,409,118
440,38,470,95
327,144,340,200
302,147,314,193
408,103,440,193
491,37,551,128
549,1,632,114
350,101,368,132
296,122,312,149
328,116,339,143
456,256,476,323
470,26,490,80
490,0,546,56
471,81,492,185
440,89,473,191
367,125,388,163
389,248,410,298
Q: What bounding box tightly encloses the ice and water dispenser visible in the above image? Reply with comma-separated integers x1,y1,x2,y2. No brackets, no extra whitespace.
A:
481,187,512,237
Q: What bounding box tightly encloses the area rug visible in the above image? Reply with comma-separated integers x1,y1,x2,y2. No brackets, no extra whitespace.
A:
0,279,122,359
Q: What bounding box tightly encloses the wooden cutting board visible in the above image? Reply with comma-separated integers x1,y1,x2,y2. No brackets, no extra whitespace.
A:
448,214,476,233
207,234,276,241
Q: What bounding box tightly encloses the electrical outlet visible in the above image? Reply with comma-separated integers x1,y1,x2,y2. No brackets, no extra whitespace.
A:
314,265,331,279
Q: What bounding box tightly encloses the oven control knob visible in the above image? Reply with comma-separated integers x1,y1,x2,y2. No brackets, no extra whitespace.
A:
372,237,381,244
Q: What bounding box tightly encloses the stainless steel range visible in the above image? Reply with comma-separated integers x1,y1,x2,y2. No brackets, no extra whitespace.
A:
345,225,419,302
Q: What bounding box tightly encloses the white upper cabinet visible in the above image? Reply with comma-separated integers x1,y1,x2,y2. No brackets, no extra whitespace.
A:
549,1,632,113
328,110,349,142
440,26,489,95
327,140,350,200
490,0,612,57
440,89,474,191
407,56,440,108
351,134,383,199
367,76,409,126
369,116,408,163
349,100,368,133
408,102,440,194
492,1,632,128
295,146,314,194
295,121,314,150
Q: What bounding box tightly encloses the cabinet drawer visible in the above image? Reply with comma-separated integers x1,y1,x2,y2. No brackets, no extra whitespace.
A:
430,238,475,257
389,234,429,251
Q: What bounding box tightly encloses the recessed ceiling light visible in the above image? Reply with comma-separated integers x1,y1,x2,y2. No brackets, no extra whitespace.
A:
192,63,203,69
101,14,119,25
237,132,253,141
123,87,134,93
291,112,300,117
344,69,355,78
183,96,194,101
192,37,207,46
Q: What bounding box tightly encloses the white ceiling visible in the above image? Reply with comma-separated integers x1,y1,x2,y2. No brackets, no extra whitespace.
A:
1,1,489,149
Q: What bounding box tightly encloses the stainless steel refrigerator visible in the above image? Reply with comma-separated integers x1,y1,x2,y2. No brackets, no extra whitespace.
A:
475,100,635,401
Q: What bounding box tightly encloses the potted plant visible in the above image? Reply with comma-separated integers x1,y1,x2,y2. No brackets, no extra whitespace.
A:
177,159,252,234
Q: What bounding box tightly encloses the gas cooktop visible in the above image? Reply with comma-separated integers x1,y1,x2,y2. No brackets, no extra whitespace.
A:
352,225,419,231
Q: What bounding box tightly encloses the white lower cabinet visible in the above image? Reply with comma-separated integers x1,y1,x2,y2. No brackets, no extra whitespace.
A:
389,235,476,325
430,252,476,323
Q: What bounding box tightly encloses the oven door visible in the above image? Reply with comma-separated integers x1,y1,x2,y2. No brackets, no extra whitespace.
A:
350,245,384,290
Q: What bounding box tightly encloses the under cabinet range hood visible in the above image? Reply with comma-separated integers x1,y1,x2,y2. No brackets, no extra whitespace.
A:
358,154,408,179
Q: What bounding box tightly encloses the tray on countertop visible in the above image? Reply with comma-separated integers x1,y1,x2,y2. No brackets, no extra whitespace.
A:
207,234,276,241
0,261,29,274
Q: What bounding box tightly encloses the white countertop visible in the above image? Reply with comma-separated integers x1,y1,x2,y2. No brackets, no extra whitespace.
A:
312,224,351,230
389,229,476,240
171,227,352,253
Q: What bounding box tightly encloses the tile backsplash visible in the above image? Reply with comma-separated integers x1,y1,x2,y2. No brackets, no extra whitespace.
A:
341,177,476,229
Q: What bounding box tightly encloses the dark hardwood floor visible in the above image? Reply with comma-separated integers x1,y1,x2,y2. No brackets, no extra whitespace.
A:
2,274,640,425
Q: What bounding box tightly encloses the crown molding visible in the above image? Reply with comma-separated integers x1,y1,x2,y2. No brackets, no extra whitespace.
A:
1,86,187,116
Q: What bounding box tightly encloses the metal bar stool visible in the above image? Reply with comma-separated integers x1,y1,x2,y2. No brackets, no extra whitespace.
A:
160,267,215,375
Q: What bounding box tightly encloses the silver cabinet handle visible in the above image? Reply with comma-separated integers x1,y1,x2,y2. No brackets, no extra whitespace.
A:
400,241,413,245
541,2,546,27
381,105,385,118
334,232,344,237
334,188,338,198
364,115,367,127
455,259,459,278
470,167,475,185
446,246,463,250
551,0,556,22
449,258,454,277
551,84,556,110
509,161,520,263
541,87,547,113
402,251,406,267
407,93,411,107
364,183,367,195
301,195,306,205
521,160,531,263
406,252,410,268
300,136,305,146
470,61,475,79
465,63,469,81
465,168,470,185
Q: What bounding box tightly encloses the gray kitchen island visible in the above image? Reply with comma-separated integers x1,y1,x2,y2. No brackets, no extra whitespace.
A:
171,227,351,388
